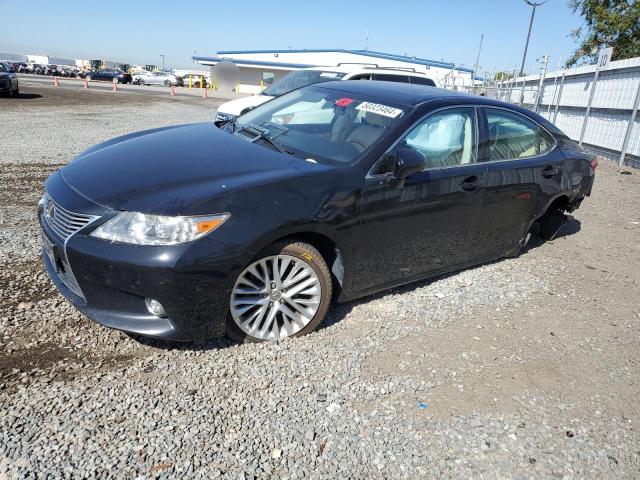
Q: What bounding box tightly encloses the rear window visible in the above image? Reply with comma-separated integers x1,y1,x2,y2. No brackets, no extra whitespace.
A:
410,76,436,87
487,109,555,160
372,74,410,83
262,70,346,97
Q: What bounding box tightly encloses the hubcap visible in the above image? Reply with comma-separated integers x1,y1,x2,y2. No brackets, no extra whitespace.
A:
230,254,321,340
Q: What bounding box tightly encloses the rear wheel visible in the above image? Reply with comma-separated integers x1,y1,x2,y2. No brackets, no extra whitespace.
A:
227,241,332,342
164,80,171,87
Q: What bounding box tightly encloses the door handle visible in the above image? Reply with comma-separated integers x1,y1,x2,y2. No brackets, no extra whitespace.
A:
460,175,484,192
541,165,561,178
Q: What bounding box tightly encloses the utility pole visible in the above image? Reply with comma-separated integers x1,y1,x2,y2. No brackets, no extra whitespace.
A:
472,33,484,94
519,0,547,76
364,30,371,51
160,54,165,71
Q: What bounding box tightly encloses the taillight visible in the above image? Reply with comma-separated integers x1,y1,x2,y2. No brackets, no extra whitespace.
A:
590,158,598,172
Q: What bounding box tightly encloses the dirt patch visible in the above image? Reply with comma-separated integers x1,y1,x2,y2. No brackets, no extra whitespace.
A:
4,85,160,109
0,341,135,387
0,162,61,208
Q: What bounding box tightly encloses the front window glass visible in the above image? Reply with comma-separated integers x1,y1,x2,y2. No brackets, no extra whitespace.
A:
487,109,553,160
0,63,7,73
398,107,478,169
233,86,407,164
262,70,346,97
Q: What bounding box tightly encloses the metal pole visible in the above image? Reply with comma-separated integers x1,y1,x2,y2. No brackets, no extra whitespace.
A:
546,56,563,115
518,1,547,76
618,80,640,166
579,69,600,146
472,34,484,95
520,77,527,106
519,5,536,76
160,54,165,71
553,72,566,124
534,53,549,112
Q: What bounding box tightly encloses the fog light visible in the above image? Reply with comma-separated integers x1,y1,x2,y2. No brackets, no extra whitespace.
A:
145,298,166,317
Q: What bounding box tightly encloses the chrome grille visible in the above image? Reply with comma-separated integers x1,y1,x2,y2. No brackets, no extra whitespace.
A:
43,195,99,240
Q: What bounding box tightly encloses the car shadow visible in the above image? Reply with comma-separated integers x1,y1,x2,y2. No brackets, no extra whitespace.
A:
11,93,43,100
523,215,581,253
127,216,582,351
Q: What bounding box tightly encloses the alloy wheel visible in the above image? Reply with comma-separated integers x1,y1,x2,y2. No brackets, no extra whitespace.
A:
230,254,322,340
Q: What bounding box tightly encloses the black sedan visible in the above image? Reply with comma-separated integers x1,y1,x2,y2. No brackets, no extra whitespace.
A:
85,68,132,84
39,81,596,342
0,62,19,97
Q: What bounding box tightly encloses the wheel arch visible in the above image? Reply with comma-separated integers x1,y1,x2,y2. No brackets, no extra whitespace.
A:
250,230,348,294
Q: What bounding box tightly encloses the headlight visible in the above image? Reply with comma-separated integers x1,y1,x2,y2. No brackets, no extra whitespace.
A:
90,212,229,245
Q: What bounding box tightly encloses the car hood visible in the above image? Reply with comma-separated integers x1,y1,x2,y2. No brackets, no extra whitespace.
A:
217,94,273,116
59,123,327,215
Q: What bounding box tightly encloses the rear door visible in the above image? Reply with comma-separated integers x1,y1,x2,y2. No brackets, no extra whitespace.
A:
355,106,487,291
474,107,563,258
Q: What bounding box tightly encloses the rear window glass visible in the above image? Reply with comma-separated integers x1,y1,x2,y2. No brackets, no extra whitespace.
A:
410,76,436,87
487,109,554,160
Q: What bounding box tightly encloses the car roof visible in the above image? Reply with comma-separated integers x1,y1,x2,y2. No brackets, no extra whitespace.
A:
315,80,472,107
315,80,556,127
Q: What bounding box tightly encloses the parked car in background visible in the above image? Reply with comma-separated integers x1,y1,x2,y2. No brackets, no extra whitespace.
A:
133,71,183,86
182,73,208,88
39,81,595,343
85,69,132,84
214,64,440,125
0,62,19,97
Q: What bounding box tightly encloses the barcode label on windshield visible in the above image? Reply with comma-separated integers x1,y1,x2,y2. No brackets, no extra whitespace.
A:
356,102,403,118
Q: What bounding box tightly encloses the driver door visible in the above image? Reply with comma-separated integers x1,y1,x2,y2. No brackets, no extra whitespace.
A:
354,106,487,291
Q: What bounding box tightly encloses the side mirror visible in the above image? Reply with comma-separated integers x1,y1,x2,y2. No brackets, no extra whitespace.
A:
392,147,425,187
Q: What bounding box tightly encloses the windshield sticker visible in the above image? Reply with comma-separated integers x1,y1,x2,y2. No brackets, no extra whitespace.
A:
335,98,354,107
356,102,403,118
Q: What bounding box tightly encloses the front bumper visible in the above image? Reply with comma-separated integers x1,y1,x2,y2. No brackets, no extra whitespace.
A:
39,178,246,341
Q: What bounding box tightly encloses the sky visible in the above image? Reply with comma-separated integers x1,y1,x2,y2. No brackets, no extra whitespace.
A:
0,0,584,74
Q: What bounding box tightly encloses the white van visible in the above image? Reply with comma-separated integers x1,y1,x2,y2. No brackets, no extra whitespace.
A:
214,64,439,124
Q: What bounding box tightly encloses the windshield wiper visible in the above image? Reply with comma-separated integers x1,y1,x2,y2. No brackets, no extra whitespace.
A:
239,124,293,154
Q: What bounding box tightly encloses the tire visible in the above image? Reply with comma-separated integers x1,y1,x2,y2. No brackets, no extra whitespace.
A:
138,78,145,85
164,80,171,87
227,241,332,343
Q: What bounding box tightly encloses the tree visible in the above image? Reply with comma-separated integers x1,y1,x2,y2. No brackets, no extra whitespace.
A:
566,0,640,67
494,71,515,82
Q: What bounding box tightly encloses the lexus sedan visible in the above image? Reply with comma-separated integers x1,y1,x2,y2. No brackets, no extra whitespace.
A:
0,61,19,97
39,81,596,343
85,69,132,84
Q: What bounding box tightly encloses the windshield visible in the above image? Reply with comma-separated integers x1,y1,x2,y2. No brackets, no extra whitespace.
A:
233,86,407,164
262,70,346,97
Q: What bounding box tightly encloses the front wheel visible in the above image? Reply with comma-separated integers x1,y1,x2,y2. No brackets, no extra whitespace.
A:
227,241,332,342
164,80,171,87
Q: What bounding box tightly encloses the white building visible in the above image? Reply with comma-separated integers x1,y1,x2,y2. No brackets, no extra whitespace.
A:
193,49,475,93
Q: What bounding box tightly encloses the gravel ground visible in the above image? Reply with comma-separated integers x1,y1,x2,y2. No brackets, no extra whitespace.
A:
1,84,639,479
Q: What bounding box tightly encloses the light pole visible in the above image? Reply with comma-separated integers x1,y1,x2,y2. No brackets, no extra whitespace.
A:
519,0,547,77
160,54,165,71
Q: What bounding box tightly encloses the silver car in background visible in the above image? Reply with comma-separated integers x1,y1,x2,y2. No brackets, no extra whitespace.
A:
133,71,183,87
